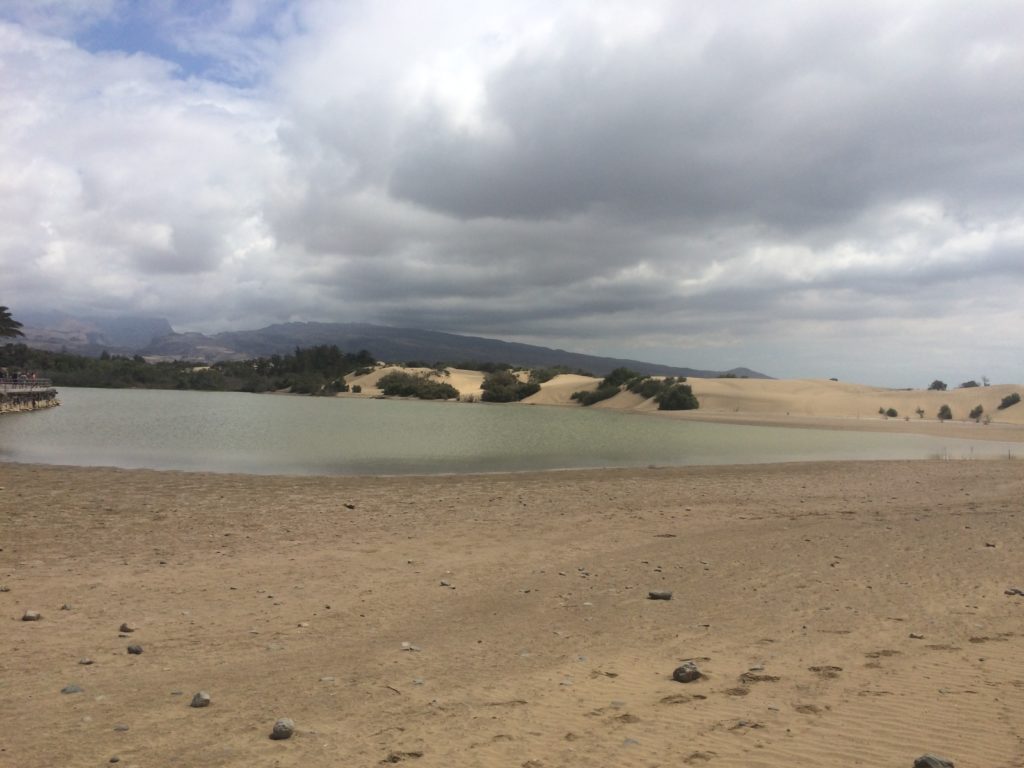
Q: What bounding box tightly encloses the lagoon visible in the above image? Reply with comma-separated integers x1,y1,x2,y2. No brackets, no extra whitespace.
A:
0,387,1017,475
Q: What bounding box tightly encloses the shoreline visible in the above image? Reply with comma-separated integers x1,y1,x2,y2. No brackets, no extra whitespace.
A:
3,459,1023,767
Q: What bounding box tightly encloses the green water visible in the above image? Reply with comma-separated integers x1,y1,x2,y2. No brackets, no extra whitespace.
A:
0,387,1016,475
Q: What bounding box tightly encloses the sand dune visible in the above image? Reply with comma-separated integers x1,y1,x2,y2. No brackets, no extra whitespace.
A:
4,460,1023,767
342,366,1024,442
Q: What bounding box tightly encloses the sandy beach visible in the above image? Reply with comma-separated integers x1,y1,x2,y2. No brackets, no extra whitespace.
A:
3,459,1024,767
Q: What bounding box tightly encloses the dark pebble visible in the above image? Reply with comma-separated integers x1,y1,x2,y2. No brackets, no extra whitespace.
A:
127,644,143,655
270,717,295,740
672,662,703,683
914,756,954,768
648,591,673,601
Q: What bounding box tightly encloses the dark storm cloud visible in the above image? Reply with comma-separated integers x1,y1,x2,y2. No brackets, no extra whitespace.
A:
388,3,1024,232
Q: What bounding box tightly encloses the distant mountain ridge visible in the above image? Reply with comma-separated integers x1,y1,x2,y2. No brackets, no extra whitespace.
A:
16,311,173,355
142,321,770,379
16,314,771,379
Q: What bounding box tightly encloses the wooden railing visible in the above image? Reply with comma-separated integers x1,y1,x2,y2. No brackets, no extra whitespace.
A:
0,378,53,392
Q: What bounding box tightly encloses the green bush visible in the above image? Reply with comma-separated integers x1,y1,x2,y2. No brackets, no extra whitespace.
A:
601,367,643,388
937,404,953,421
656,382,699,411
377,371,458,400
885,407,898,418
571,385,621,406
969,404,984,421
480,370,540,402
960,380,980,388
528,366,592,384
928,380,948,391
627,376,681,400
998,392,1021,410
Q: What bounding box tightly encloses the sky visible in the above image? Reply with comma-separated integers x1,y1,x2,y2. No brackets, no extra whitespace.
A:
1,0,1022,386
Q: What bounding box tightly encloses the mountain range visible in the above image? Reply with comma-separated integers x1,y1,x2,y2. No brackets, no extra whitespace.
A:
15,313,770,379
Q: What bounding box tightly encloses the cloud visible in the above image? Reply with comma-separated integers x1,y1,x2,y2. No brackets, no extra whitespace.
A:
0,1,1023,385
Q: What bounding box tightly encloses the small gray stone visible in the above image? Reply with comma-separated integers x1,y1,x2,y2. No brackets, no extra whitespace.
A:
270,717,295,740
119,622,136,633
60,603,72,611
0,586,10,592
648,591,673,601
914,756,954,768
109,757,120,764
439,579,452,587
672,662,703,683
190,691,211,708
126,644,143,655
61,684,83,694
78,658,94,666
21,610,42,621
113,724,130,732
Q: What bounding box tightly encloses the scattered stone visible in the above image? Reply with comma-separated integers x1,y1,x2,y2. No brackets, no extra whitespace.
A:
113,724,130,732
319,676,336,683
109,757,120,764
910,633,925,639
119,622,136,633
78,658,94,666
343,503,355,509
61,684,83,694
914,756,954,768
400,642,422,652
648,591,673,601
21,610,42,621
1005,588,1024,596
439,579,452,587
270,717,295,740
0,586,10,592
60,603,72,611
126,644,143,655
672,662,703,683
190,691,211,708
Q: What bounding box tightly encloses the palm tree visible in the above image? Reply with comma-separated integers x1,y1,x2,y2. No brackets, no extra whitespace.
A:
0,306,24,338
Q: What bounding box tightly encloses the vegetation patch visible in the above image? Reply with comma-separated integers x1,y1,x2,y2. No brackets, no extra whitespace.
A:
376,371,459,400
572,368,699,410
0,342,374,395
998,392,1021,410
480,370,541,402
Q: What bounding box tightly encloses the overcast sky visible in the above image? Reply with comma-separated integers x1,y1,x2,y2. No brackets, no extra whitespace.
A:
1,1,1022,385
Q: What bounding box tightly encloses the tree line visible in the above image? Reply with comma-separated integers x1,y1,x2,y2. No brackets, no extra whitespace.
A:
0,342,376,395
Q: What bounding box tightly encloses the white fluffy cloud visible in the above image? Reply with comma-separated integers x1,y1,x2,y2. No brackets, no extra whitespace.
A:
1,1,1023,384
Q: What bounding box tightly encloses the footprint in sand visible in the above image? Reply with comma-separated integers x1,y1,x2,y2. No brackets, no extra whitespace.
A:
808,665,843,679
739,671,780,683
682,752,716,764
660,693,707,704
794,703,825,715
864,649,901,659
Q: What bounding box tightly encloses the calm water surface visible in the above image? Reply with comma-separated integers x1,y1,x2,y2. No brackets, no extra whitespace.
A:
0,387,1017,475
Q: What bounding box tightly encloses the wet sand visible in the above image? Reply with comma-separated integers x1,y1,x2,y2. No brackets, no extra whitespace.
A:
2,459,1024,767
